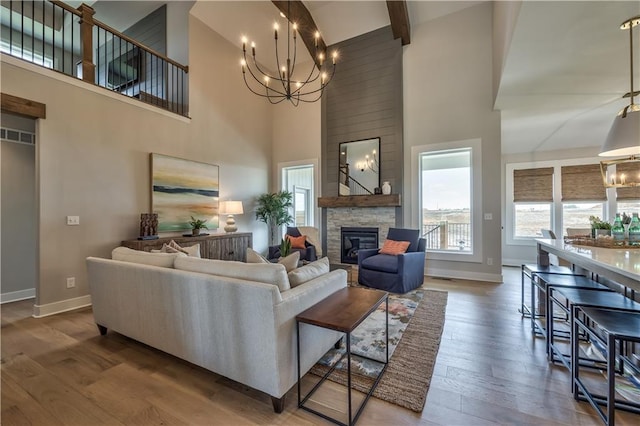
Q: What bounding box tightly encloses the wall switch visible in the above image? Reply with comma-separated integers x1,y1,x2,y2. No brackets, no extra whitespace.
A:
66,277,76,288
484,213,493,220
487,258,493,266
66,216,80,225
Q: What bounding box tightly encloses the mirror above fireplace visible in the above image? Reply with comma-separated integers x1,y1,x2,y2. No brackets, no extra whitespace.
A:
339,137,380,196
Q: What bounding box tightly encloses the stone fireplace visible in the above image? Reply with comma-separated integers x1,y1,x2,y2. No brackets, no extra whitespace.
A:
319,195,401,264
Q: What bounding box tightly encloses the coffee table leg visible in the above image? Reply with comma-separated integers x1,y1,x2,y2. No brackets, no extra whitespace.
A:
347,332,352,426
297,321,301,407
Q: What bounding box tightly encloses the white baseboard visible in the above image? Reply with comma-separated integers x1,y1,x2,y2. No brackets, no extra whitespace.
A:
1,288,36,304
33,295,92,318
426,267,503,283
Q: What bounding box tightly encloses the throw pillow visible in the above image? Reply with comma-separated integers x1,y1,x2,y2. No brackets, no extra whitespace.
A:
288,257,330,287
168,240,189,254
278,251,300,273
246,247,269,264
112,246,186,268
174,257,291,292
287,234,307,249
151,242,201,258
379,239,410,255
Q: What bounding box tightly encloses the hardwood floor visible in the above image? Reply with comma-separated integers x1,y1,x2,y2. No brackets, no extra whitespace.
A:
2,267,639,425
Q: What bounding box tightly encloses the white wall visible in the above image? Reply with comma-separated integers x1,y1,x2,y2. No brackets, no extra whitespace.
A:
403,2,502,282
0,14,273,315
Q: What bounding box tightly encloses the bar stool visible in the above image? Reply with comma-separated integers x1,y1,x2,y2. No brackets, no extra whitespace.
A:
531,273,611,340
572,307,640,425
521,263,578,319
547,287,640,370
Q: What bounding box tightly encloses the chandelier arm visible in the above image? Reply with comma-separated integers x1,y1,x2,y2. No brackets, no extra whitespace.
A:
243,68,288,98
249,52,279,82
292,65,336,98
273,33,289,95
242,72,287,99
290,34,297,76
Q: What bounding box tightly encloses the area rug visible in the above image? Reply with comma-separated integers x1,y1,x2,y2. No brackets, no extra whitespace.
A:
309,289,448,412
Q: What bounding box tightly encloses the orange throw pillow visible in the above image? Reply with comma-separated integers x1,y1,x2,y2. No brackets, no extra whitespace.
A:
286,234,307,249
379,239,410,255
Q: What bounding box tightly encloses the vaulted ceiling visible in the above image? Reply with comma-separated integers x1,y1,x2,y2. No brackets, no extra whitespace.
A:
87,1,640,156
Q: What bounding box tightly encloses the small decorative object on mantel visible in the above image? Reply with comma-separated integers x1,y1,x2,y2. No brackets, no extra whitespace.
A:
138,213,159,240
382,181,391,195
188,216,208,236
374,187,382,194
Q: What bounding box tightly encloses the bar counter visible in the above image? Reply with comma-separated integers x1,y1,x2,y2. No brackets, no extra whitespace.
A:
536,239,640,292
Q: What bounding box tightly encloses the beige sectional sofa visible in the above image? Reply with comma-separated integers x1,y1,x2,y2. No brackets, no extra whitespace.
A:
86,247,347,412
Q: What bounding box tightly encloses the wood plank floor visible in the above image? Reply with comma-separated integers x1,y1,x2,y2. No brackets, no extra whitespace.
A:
2,267,639,425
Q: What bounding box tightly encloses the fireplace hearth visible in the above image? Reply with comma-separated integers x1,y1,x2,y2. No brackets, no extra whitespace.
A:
341,227,379,264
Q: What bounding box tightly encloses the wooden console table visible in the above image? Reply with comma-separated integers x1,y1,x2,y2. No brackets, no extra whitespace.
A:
121,232,252,262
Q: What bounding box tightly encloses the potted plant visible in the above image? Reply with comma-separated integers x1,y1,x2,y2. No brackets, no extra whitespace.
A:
189,216,208,236
589,215,611,238
255,191,294,246
279,237,292,258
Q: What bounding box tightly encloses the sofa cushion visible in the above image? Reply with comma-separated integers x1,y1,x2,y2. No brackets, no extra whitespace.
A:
288,257,330,288
379,239,410,255
246,248,299,273
174,256,291,292
112,246,185,268
360,253,398,273
152,242,201,258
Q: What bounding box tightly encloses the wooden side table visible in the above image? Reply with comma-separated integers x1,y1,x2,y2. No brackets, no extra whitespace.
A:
296,287,388,426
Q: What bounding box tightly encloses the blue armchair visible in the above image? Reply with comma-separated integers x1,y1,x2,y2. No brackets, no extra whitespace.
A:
357,228,426,294
268,227,318,261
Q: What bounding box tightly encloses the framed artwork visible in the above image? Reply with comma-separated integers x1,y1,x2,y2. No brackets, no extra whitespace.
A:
151,153,219,232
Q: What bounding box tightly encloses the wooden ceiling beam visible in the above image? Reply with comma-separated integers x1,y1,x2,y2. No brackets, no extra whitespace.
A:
271,1,327,68
386,1,411,45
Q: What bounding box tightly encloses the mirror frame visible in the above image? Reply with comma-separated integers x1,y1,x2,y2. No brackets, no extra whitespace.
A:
338,137,381,196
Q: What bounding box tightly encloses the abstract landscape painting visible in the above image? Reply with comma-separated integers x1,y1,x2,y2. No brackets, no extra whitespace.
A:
151,153,219,232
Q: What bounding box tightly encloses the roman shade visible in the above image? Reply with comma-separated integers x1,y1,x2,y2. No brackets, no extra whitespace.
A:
513,167,554,202
616,162,640,200
561,164,606,201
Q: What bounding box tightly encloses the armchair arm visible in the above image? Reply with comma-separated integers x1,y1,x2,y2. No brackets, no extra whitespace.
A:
397,251,426,278
358,248,379,263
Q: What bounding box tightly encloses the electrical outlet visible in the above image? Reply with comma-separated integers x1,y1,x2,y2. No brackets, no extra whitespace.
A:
66,216,80,225
484,213,493,220
66,277,76,288
487,258,493,266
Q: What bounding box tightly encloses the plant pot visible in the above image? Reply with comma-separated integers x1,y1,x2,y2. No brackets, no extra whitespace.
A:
595,229,610,237
192,228,200,236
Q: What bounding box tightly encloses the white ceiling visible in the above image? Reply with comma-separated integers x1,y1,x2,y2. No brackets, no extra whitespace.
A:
90,1,640,155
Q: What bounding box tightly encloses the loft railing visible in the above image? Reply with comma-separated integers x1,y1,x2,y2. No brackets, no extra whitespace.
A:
423,222,471,251
1,0,189,116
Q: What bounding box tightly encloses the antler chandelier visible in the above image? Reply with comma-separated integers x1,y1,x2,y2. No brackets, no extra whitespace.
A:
240,1,337,106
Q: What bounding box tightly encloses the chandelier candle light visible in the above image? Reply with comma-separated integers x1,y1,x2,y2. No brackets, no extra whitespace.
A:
240,1,337,105
599,16,640,189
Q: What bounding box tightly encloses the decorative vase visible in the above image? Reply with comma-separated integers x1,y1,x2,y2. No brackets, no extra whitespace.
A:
382,181,391,195
192,228,200,236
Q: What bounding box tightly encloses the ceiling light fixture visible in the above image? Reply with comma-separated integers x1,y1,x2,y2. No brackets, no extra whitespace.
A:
599,16,640,189
240,1,337,106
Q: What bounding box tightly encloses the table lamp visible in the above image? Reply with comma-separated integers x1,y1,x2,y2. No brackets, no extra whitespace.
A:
219,201,243,233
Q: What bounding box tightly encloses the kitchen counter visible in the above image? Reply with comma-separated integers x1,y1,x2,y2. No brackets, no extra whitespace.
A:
536,239,640,292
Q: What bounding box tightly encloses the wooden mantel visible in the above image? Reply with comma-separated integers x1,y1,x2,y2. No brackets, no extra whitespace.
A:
318,194,401,208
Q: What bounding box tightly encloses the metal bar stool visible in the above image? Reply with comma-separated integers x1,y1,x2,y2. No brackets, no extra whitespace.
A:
531,273,610,341
572,307,640,425
520,263,578,319
547,287,640,371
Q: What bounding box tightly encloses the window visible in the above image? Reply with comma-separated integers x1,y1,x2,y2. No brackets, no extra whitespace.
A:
514,204,552,238
281,163,315,226
562,202,603,232
512,167,554,238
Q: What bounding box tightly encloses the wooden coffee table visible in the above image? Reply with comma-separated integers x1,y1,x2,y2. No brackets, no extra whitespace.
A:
296,287,389,426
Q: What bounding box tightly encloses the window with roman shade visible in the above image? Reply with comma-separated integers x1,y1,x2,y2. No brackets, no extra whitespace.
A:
513,167,554,202
616,162,640,200
561,164,606,201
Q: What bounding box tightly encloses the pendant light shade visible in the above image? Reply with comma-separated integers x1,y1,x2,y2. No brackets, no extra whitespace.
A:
600,105,640,157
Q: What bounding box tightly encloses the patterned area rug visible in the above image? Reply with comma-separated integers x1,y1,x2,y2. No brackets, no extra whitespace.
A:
310,288,448,412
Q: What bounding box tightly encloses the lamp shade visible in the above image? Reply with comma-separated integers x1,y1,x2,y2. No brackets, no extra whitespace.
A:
219,201,244,215
600,106,640,157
